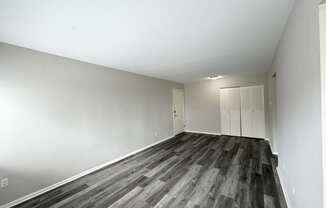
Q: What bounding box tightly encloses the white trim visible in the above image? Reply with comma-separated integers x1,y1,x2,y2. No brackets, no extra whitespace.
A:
184,130,221,135
0,135,175,208
265,138,279,155
277,167,292,208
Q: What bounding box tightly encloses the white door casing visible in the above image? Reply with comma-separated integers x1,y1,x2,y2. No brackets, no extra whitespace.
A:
173,89,185,135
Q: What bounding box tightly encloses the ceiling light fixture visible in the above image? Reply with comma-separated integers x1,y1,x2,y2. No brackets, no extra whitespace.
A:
208,75,223,80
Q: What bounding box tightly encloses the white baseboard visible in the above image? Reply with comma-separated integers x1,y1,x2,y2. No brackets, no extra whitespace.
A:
277,167,292,208
184,130,221,136
1,135,175,208
264,138,279,155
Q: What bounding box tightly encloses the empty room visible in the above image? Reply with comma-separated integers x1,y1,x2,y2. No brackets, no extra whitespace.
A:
1,0,326,208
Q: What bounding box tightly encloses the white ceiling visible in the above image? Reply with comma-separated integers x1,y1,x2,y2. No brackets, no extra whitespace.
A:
0,0,294,83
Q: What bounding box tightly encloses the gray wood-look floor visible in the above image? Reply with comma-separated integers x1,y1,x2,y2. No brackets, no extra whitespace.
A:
13,133,287,208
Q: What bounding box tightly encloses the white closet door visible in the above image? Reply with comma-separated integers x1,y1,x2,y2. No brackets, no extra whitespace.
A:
220,88,241,136
240,85,265,138
220,89,230,135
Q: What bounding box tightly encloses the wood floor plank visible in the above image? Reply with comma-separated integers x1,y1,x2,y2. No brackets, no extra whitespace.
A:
250,173,264,208
184,168,220,207
124,179,166,208
13,133,287,208
263,164,277,197
89,175,148,208
108,186,143,208
214,195,235,208
35,184,88,208
224,137,236,151
145,167,188,206
264,194,277,208
152,164,202,208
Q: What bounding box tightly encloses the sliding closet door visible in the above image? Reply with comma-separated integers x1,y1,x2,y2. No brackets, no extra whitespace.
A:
220,88,241,136
240,85,265,138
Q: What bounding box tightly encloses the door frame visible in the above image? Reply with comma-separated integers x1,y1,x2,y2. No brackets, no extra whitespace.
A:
172,88,185,136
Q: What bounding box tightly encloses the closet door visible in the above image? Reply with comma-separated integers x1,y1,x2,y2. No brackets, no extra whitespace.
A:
220,88,241,136
240,85,265,138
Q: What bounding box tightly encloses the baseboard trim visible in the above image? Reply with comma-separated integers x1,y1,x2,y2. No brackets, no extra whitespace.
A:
277,167,292,208
1,135,175,208
184,130,221,136
264,138,279,155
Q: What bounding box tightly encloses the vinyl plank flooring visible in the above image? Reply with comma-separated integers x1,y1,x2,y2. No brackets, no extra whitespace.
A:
13,133,287,208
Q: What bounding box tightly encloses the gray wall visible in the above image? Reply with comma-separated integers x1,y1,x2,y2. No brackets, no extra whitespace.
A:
0,43,183,205
184,73,270,139
268,0,323,207
320,4,326,205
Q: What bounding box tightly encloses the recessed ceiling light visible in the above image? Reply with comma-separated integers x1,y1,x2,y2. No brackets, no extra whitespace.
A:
208,75,223,80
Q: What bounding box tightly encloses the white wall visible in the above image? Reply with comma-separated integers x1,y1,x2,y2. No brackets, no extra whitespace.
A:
269,0,323,207
0,43,183,205
184,73,270,138
319,2,326,207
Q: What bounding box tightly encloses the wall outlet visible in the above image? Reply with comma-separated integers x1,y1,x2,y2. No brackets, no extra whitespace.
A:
1,178,9,188
292,187,296,195
154,132,158,137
